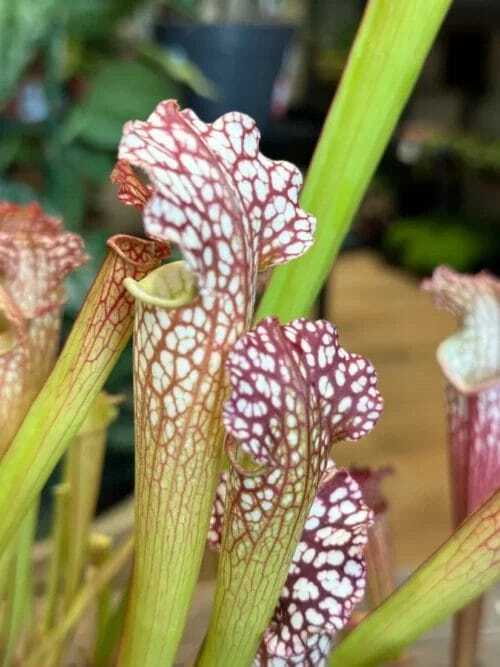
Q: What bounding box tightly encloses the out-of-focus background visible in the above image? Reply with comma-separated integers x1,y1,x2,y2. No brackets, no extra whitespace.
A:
2,0,500,569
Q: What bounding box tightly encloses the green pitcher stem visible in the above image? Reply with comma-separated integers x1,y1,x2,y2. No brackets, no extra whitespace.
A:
118,451,222,667
197,509,309,667
88,532,114,667
196,456,315,667
61,394,118,609
42,483,70,634
95,579,129,667
1,501,38,667
118,262,226,667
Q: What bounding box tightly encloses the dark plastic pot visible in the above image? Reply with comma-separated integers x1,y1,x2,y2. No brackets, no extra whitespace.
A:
155,22,294,129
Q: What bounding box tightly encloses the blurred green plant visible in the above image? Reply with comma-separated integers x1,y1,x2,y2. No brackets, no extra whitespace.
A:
62,61,179,151
0,0,61,103
425,132,500,174
0,0,213,229
383,217,500,275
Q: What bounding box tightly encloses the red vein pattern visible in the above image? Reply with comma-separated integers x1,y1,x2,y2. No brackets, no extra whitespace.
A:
117,99,315,306
257,467,372,667
0,202,87,318
0,287,29,455
422,267,500,521
115,101,316,665
3,232,167,444
111,160,152,211
0,202,86,455
200,317,382,666
122,266,233,664
75,235,167,370
210,466,373,667
224,318,382,468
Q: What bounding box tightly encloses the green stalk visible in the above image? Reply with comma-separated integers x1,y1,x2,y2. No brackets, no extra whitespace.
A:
95,589,129,667
1,501,38,667
42,483,70,634
96,590,129,667
93,535,129,667
88,532,113,666
118,263,223,667
61,394,119,609
24,536,134,667
0,545,12,614
330,488,500,666
0,236,166,559
197,481,313,667
256,0,452,323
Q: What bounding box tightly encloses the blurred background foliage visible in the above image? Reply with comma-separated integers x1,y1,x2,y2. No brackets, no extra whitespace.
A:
0,0,199,228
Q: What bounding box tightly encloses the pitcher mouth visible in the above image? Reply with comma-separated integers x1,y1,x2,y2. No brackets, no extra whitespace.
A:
437,331,500,395
124,260,198,309
437,336,500,395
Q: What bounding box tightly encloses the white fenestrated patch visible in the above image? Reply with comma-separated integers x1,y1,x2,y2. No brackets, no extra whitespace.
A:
255,465,373,666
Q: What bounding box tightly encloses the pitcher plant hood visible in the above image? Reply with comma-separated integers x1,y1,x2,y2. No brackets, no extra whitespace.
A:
0,202,86,454
113,100,317,666
423,266,500,518
200,317,382,666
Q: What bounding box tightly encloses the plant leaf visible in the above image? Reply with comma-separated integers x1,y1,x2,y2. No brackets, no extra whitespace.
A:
62,61,181,149
0,0,61,103
137,42,218,99
256,0,453,322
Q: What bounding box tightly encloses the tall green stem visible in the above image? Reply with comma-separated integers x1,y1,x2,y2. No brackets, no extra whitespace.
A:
118,263,223,667
95,575,129,667
1,502,38,667
42,483,70,634
257,0,452,323
61,394,118,609
88,532,114,667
